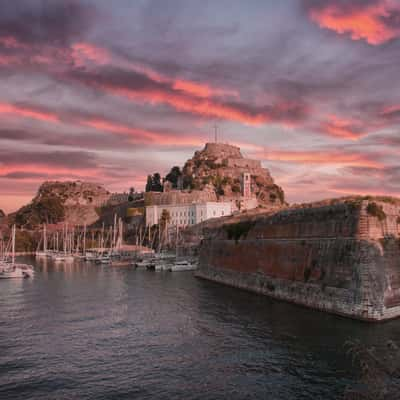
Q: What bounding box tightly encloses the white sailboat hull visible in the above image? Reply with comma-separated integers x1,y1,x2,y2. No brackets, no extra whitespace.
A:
168,261,198,272
0,265,34,279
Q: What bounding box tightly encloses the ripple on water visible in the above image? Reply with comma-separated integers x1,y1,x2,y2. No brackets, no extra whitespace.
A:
1,258,400,399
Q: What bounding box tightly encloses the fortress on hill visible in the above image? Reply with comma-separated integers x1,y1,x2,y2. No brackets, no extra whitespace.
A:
145,142,285,226
145,142,286,227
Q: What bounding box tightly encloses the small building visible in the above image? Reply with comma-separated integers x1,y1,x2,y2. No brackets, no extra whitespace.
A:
107,192,129,205
145,202,232,227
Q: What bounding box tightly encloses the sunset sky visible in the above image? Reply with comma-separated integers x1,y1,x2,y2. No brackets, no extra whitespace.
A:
1,0,400,213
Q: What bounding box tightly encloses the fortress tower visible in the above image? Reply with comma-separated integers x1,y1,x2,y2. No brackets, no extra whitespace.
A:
241,172,251,198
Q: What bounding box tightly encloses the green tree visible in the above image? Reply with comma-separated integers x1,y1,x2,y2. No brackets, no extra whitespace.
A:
36,196,65,224
183,175,194,189
128,187,135,202
145,175,153,192
165,166,182,188
153,173,163,191
145,173,163,192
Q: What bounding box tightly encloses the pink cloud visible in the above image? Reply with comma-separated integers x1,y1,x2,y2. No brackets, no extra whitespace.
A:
0,102,59,123
307,0,400,45
253,149,383,168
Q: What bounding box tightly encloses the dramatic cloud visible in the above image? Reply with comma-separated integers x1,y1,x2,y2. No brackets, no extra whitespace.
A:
0,101,59,122
64,67,309,126
0,0,94,47
305,0,400,45
0,100,206,148
253,148,384,168
0,1,400,212
319,115,367,140
0,150,99,171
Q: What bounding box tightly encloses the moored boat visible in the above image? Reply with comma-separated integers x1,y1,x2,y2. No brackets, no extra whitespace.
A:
168,259,198,272
0,225,34,279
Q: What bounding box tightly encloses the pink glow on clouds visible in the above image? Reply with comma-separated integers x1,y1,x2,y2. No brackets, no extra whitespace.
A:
0,102,59,123
102,85,271,125
0,165,99,178
81,118,205,147
320,114,365,140
330,186,400,198
308,0,400,45
253,149,383,169
0,35,26,49
71,42,110,67
68,42,238,100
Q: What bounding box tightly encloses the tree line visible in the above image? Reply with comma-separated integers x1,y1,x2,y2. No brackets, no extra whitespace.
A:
145,166,183,192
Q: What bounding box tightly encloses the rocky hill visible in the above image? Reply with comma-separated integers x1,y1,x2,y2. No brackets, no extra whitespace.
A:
0,209,5,219
12,181,111,228
180,143,285,209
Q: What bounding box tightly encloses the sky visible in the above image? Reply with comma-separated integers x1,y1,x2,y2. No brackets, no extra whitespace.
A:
0,0,400,213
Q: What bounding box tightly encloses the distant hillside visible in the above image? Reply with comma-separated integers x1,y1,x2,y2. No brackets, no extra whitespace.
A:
12,181,111,228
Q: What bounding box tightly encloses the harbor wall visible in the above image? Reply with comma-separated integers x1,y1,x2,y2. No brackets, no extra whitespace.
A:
196,199,400,321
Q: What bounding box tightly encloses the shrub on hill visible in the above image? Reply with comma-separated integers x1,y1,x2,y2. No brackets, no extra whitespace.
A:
15,195,65,228
366,202,386,221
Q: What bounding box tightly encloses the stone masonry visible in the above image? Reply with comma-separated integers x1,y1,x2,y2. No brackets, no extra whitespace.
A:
196,198,400,321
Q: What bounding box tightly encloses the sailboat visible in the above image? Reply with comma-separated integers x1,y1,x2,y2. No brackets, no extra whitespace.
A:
0,225,34,279
168,259,198,272
167,225,198,272
52,223,74,261
35,224,48,257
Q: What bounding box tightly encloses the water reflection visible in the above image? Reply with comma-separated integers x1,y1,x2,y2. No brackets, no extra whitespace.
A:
0,258,399,400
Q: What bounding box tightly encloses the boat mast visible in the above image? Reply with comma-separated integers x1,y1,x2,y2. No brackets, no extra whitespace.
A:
12,225,15,265
83,224,86,256
112,214,117,251
44,224,47,253
101,223,105,254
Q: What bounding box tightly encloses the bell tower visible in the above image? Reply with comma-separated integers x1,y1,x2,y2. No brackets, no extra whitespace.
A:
241,173,251,198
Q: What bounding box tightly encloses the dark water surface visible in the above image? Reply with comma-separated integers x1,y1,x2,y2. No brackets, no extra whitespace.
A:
1,257,400,400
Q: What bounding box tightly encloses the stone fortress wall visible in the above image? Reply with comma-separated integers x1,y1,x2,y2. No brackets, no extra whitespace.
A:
224,158,261,169
145,190,217,206
196,198,400,321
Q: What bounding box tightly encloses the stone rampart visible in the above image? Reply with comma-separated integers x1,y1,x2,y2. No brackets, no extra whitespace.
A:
196,198,400,321
201,142,242,159
225,158,261,169
145,190,217,206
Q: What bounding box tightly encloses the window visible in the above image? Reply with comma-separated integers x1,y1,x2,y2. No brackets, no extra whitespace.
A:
221,211,224,216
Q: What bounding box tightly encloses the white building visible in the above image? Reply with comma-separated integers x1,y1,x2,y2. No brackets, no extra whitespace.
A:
145,202,232,227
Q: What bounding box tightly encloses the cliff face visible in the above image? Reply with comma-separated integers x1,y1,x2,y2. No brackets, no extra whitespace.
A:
196,197,400,321
13,181,110,228
180,143,285,209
